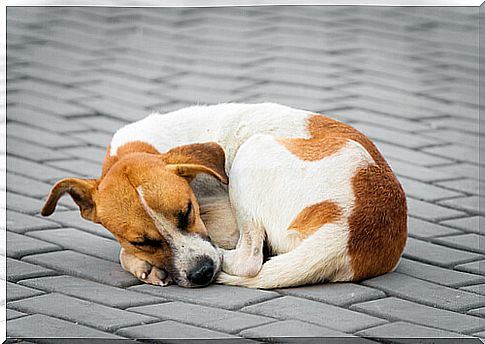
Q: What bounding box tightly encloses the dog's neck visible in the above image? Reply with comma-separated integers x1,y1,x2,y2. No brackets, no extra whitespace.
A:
109,103,311,172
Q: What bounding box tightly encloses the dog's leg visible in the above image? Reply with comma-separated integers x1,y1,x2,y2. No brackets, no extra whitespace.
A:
217,223,353,289
119,248,172,286
221,215,265,277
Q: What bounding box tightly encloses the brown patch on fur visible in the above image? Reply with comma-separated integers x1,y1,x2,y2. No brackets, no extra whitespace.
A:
307,114,407,280
347,164,407,280
279,137,348,161
102,141,160,177
288,200,342,238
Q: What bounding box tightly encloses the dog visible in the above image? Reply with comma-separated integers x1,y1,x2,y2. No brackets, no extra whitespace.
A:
41,103,407,289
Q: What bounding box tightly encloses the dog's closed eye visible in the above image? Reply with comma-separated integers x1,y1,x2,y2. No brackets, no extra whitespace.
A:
177,200,192,231
130,237,164,248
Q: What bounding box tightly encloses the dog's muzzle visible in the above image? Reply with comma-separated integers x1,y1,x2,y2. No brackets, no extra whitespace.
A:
186,256,215,287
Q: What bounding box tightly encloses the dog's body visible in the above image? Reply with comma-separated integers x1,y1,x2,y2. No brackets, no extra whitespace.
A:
43,103,407,289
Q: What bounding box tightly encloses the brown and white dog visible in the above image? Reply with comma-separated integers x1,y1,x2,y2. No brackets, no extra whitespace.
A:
42,103,407,289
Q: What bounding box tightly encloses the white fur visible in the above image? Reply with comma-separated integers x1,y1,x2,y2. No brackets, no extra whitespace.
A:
111,103,376,288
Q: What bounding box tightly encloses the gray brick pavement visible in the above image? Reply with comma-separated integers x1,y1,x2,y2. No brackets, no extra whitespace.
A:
6,5,484,343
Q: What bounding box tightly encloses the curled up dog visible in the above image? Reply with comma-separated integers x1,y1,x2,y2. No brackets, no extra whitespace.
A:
41,103,407,289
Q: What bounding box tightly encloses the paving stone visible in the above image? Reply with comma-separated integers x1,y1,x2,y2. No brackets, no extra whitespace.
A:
399,176,463,201
403,237,483,268
27,227,120,262
440,196,483,215
61,145,107,164
7,122,84,148
423,144,479,165
407,198,467,222
388,159,458,183
23,250,140,287
6,210,60,234
7,258,57,282
436,178,484,196
435,162,479,180
46,159,102,178
8,292,158,332
374,141,452,167
19,275,164,309
7,281,44,302
42,210,115,240
407,217,462,239
455,260,485,276
116,320,237,341
129,284,279,310
355,321,474,342
70,131,113,149
7,314,122,339
7,156,72,182
75,115,126,134
461,284,485,296
241,296,387,333
7,105,90,132
128,301,275,334
7,137,71,162
6,308,28,320
468,307,485,318
239,319,358,340
351,297,484,333
276,283,385,307
6,172,53,198
362,272,484,312
7,192,61,215
396,258,485,287
441,216,483,234
433,234,485,255
7,231,61,259
421,129,479,148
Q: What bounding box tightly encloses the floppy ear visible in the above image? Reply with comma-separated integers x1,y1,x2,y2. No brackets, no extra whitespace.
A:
162,142,228,185
41,178,99,222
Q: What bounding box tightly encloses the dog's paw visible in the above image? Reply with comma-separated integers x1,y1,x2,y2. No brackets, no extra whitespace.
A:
222,249,262,277
136,266,173,286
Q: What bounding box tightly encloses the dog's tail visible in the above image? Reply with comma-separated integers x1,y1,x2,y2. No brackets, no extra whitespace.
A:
216,223,354,289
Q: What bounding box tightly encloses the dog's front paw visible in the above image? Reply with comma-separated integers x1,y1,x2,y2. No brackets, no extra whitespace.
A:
222,249,262,277
136,265,173,286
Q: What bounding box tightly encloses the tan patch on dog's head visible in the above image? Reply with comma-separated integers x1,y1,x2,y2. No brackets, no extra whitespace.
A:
279,137,348,161
42,141,228,274
288,200,342,238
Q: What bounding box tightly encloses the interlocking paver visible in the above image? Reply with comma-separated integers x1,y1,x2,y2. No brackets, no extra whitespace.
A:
128,301,275,334
241,296,387,333
19,275,165,309
118,322,241,342
6,309,28,321
407,217,461,239
27,227,120,262
6,210,60,234
7,314,123,339
128,284,279,310
441,216,482,234
362,272,485,312
22,250,140,287
355,321,473,342
276,283,385,307
43,209,115,239
6,6,484,342
7,281,44,302
7,258,57,283
351,297,484,333
403,237,483,267
6,231,61,259
8,292,158,332
395,258,485,287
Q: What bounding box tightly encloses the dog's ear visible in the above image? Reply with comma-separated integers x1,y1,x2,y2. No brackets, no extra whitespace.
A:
162,142,228,184
41,178,99,222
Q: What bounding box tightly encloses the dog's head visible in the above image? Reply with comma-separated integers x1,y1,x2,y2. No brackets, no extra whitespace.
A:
41,142,228,288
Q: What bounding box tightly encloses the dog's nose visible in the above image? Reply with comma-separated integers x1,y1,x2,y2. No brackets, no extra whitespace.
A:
187,257,214,286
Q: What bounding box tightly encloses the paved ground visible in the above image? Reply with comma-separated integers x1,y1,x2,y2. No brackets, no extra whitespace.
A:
4,5,484,343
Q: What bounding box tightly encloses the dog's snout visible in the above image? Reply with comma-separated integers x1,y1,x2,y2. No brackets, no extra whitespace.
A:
187,257,214,286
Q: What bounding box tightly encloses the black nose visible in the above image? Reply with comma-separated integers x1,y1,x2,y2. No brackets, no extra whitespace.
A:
187,257,214,286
